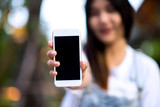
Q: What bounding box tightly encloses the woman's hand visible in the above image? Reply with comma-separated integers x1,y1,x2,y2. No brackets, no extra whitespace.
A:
47,41,90,89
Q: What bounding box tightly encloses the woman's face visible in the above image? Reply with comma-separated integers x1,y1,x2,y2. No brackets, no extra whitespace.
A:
89,0,125,45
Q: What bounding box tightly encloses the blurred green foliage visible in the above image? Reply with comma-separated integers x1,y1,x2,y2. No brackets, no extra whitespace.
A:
0,0,64,107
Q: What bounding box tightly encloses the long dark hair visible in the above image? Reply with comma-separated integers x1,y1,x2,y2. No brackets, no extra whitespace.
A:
84,0,134,89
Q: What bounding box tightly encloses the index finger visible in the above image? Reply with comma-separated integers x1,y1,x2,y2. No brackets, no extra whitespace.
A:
48,41,53,48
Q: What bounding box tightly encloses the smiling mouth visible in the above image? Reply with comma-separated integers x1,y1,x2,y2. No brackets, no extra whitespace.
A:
99,28,112,35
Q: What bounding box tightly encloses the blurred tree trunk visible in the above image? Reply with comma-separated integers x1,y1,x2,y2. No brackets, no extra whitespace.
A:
16,0,45,107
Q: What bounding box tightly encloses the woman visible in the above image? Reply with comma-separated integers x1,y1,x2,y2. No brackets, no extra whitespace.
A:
47,0,160,106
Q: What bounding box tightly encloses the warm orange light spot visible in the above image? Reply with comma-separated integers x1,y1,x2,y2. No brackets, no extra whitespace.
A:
6,87,21,101
11,26,28,43
136,49,145,54
136,49,142,51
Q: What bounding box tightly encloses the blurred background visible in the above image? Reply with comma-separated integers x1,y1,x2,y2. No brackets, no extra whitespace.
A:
0,0,160,107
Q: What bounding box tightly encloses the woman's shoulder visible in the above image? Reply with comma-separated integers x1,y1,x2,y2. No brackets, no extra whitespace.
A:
136,50,158,68
129,46,160,89
130,46,160,72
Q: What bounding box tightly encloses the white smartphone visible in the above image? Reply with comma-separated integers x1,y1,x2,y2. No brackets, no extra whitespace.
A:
52,29,82,87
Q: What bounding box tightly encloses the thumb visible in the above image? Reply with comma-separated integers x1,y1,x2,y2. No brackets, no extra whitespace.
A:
80,61,88,72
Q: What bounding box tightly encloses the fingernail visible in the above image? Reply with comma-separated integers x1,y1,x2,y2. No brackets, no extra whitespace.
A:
51,51,56,55
50,71,56,76
51,72,56,75
48,60,51,64
53,61,60,66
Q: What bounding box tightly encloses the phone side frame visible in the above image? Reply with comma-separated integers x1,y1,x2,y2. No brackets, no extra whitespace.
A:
52,29,82,87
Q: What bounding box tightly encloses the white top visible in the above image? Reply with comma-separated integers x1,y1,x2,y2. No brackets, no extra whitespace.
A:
61,45,160,107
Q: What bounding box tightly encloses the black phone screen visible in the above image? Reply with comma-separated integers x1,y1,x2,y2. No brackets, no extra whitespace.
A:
55,36,80,80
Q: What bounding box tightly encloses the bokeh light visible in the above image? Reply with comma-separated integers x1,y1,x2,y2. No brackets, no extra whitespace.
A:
11,26,28,44
11,0,25,8
7,87,21,101
8,6,29,28
1,87,21,102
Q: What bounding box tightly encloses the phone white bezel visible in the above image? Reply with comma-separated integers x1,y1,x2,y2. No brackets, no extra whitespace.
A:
52,29,82,87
